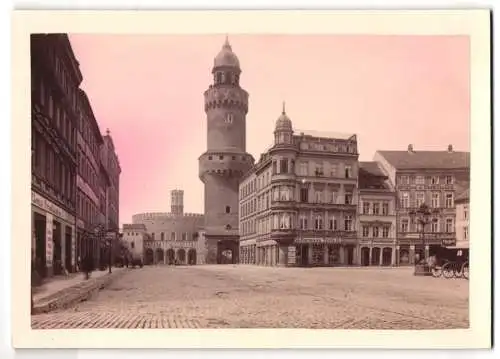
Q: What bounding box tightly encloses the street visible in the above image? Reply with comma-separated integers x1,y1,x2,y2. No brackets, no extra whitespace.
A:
31,265,469,329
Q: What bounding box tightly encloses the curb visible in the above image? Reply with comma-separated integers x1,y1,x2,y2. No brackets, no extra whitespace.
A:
32,269,129,315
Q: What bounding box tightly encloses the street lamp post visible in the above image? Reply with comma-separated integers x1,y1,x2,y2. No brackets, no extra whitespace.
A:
409,203,435,276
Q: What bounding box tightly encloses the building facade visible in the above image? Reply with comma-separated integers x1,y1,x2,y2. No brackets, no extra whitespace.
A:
31,34,82,278
198,38,254,264
75,89,105,268
454,188,469,250
239,107,359,267
131,190,206,265
374,145,470,265
357,162,397,266
100,130,122,263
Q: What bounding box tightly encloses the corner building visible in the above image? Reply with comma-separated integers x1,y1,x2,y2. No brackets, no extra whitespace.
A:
198,38,254,264
239,108,359,267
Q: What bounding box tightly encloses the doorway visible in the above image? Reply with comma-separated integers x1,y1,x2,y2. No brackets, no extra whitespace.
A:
34,213,47,278
346,246,354,265
65,226,72,272
361,247,370,266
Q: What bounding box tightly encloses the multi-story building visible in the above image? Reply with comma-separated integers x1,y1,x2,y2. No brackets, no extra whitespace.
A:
454,187,469,251
374,145,470,265
198,38,254,264
100,129,122,263
101,130,121,230
31,34,82,278
75,89,105,268
357,162,397,266
239,107,359,267
131,190,206,265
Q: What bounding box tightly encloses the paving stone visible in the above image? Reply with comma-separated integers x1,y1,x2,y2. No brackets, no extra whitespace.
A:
31,265,469,329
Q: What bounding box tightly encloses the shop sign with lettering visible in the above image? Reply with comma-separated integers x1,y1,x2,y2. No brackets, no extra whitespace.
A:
32,191,73,223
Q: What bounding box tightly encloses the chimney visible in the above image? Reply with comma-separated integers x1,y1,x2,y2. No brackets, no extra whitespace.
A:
407,144,414,153
447,144,453,153
170,189,184,215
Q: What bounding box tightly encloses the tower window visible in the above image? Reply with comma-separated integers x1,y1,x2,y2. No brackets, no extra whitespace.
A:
219,155,224,160
225,206,231,214
208,156,212,160
225,113,234,124
232,156,236,160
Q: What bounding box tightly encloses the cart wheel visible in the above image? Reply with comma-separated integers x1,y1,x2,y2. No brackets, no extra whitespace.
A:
461,262,469,280
442,262,455,279
432,266,442,278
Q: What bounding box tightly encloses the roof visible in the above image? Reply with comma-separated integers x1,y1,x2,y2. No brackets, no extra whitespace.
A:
455,188,469,203
359,161,386,177
377,150,470,170
294,129,357,141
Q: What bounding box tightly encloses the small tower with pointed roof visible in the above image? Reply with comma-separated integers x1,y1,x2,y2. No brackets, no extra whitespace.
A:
274,102,294,145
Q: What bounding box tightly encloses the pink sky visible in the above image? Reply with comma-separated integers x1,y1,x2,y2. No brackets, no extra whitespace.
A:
68,34,470,226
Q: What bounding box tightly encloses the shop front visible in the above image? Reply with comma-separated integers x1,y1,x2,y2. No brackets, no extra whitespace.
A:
31,190,76,278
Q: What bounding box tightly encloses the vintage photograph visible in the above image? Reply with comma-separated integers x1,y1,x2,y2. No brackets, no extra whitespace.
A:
28,31,473,331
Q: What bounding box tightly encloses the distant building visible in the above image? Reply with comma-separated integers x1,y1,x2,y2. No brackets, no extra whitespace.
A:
122,223,149,263
132,190,206,265
374,144,470,265
239,105,359,267
31,34,82,278
454,188,469,250
357,162,397,266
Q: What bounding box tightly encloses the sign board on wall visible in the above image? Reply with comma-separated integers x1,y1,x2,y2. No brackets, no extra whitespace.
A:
45,213,53,266
31,191,73,224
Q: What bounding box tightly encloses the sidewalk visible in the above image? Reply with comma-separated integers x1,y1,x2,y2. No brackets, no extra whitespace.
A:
32,267,128,315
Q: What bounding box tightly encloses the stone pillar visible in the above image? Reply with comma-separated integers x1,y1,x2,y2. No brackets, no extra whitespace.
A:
425,245,429,259
395,245,400,266
323,245,329,265
409,245,415,265
391,246,396,266
379,248,383,266
71,226,76,273
368,247,372,266
45,214,54,277
339,246,345,265
278,245,287,266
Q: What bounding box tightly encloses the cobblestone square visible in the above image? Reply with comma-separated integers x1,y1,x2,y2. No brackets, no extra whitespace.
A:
31,265,469,329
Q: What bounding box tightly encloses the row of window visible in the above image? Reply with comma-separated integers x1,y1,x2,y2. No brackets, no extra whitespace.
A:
32,71,77,150
241,213,355,236
150,232,198,241
213,70,239,86
240,160,355,200
77,189,100,226
399,175,454,186
361,202,391,215
32,130,75,203
361,226,392,238
399,217,455,233
299,141,357,154
399,191,454,209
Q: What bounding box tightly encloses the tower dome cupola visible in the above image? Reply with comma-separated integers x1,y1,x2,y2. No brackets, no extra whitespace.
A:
213,36,240,70
274,102,294,145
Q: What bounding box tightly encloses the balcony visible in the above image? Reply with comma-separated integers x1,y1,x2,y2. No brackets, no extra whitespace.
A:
270,199,297,210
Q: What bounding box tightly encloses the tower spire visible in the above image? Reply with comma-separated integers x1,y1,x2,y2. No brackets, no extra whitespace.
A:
223,34,231,49
282,101,286,115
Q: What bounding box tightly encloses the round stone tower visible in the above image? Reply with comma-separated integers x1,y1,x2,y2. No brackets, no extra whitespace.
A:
198,37,254,264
